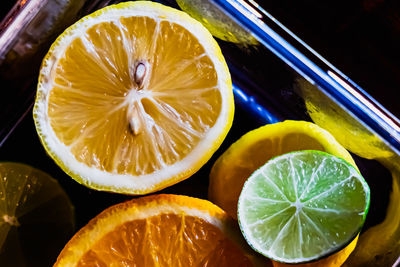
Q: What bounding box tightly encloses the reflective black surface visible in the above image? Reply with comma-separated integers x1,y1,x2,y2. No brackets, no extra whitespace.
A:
0,0,398,266
258,0,400,118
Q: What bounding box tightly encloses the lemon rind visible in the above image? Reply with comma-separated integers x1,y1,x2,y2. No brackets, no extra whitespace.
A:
33,1,234,194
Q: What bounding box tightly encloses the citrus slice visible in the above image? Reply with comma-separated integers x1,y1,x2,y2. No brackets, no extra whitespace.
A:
297,78,394,160
209,120,356,219
0,162,74,266
345,158,400,266
54,194,264,266
238,150,370,264
272,235,359,267
33,1,234,194
176,0,258,45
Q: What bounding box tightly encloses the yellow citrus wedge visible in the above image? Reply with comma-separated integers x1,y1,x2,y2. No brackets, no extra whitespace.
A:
209,120,356,220
33,1,234,194
176,0,258,45
345,158,400,266
0,162,74,266
54,194,265,266
297,78,393,160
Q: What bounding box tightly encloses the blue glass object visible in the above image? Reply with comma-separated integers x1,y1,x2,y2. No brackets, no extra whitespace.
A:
212,0,400,156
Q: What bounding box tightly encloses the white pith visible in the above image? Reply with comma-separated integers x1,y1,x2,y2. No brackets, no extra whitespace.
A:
33,2,232,193
56,197,228,265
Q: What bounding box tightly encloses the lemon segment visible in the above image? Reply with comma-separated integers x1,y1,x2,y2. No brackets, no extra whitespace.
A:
176,0,258,45
297,78,394,160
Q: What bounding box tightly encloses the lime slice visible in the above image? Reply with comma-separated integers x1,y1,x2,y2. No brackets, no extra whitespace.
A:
0,162,75,266
237,150,370,264
209,120,356,220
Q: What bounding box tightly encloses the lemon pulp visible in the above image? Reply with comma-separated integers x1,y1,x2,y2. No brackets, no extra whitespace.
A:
34,2,234,194
50,16,221,175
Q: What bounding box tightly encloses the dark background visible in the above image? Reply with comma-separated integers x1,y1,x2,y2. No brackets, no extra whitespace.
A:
0,0,398,265
0,0,397,239
2,0,400,116
258,0,400,117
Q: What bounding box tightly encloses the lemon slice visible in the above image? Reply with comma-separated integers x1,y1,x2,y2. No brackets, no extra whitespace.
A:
176,0,258,45
297,78,394,160
54,194,264,266
33,1,234,194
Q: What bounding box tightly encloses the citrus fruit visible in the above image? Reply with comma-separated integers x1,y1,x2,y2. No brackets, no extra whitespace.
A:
237,150,370,264
297,78,394,160
0,162,74,266
54,194,265,266
209,120,356,220
176,0,258,45
345,157,400,266
296,79,399,265
273,235,358,267
33,1,234,194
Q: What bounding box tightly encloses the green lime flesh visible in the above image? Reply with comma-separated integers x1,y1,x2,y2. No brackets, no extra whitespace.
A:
237,150,370,264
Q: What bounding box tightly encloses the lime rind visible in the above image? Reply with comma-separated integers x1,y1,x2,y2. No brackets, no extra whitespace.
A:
208,120,358,221
237,150,370,264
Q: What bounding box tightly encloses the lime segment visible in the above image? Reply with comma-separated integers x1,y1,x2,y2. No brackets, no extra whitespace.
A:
238,150,370,264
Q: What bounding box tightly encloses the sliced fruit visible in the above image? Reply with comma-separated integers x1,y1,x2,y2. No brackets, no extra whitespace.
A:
176,0,258,45
238,150,370,264
0,162,74,267
33,1,234,194
54,194,265,266
209,120,356,219
345,158,400,266
297,78,394,160
272,235,359,267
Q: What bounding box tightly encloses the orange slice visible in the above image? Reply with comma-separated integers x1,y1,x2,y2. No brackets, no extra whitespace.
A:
54,194,265,266
33,1,234,194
